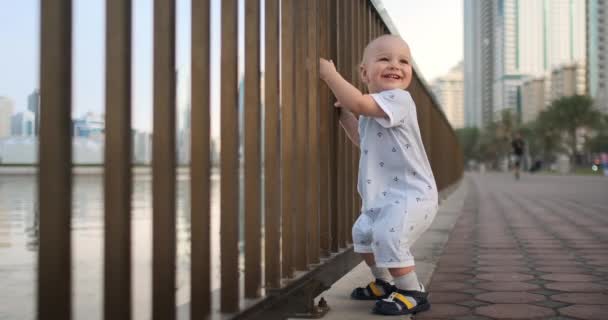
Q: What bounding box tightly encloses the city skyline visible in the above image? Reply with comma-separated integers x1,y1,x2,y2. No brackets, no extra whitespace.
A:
0,0,464,135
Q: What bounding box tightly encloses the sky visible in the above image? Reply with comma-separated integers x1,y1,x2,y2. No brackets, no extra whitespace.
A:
0,0,463,133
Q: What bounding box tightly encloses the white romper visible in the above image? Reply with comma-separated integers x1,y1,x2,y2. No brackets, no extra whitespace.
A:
352,89,439,268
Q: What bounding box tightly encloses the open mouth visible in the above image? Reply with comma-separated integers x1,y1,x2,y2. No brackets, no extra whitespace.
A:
382,74,402,80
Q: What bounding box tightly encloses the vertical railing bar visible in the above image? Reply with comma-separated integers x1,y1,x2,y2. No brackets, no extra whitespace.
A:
318,0,331,257
351,0,361,234
104,0,132,319
294,0,309,270
152,0,176,319
329,0,340,253
244,0,262,299
38,1,72,319
220,0,239,312
191,0,211,316
264,0,281,289
343,0,352,244
280,0,295,279
307,0,321,265
336,0,350,248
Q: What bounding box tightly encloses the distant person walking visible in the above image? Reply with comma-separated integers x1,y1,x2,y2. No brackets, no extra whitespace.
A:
511,132,525,180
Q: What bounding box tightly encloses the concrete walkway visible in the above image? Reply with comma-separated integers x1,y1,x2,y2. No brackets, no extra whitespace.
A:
316,172,608,320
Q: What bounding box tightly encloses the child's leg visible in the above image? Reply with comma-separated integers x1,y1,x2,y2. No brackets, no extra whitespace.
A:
361,252,392,282
389,266,423,291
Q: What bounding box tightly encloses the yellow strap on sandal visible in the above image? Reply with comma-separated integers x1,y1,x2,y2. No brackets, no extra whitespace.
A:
369,282,383,297
390,292,415,310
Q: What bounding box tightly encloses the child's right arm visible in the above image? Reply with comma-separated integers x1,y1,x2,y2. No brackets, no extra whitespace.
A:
339,109,360,147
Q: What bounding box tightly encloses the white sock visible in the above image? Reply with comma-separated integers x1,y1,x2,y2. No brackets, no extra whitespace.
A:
393,271,423,291
370,266,392,282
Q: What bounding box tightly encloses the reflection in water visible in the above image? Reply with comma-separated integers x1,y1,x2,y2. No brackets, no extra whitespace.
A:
0,171,221,320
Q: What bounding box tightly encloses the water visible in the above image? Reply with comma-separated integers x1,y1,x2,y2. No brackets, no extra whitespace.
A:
0,170,222,320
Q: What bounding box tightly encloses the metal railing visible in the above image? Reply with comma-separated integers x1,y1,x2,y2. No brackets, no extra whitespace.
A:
37,0,463,319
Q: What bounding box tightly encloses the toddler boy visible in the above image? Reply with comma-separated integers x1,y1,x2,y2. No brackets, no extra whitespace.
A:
319,35,438,316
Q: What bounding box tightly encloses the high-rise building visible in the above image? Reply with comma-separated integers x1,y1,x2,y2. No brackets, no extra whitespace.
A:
0,96,15,138
587,0,608,113
466,0,587,125
432,62,465,129
11,110,35,137
72,112,105,138
551,63,586,100
464,0,495,128
27,89,40,135
521,77,546,123
493,0,586,119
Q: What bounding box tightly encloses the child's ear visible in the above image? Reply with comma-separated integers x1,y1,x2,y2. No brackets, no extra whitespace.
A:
359,64,368,83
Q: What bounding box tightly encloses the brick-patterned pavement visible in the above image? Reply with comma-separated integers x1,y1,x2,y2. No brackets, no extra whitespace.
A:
416,173,608,320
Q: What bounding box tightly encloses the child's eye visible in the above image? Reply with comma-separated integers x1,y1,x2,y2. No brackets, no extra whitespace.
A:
379,57,389,61
400,59,409,64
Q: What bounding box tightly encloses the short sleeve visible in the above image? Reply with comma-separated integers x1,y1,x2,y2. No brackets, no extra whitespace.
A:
370,89,413,128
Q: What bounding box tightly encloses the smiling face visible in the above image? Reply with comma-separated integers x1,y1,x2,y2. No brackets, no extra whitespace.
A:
360,35,413,93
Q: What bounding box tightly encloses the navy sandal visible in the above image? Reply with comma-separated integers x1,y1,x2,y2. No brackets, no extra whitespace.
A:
372,289,430,315
350,279,396,300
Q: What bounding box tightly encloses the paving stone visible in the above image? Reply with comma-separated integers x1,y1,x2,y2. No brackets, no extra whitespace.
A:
456,300,488,308
429,281,471,291
533,300,570,309
530,289,561,296
534,260,584,267
474,304,556,319
431,273,474,282
476,266,531,273
526,278,550,285
475,292,546,304
477,259,528,266
476,281,540,291
476,273,535,282
462,288,488,295
477,254,525,260
453,316,493,320
535,266,589,273
558,305,608,320
540,273,600,282
551,293,608,304
414,304,471,319
545,282,606,292
428,292,472,304
435,267,473,274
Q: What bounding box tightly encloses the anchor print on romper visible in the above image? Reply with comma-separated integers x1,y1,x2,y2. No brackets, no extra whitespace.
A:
364,149,368,155
393,176,399,182
427,185,432,190
382,191,388,197
379,162,385,167
390,228,395,232
366,179,372,184
416,197,421,202
405,144,410,149
394,200,400,204
411,170,417,176
388,93,395,100
377,132,383,138
392,147,397,152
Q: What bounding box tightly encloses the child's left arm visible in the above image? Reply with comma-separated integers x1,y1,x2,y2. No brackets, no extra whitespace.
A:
319,58,386,118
